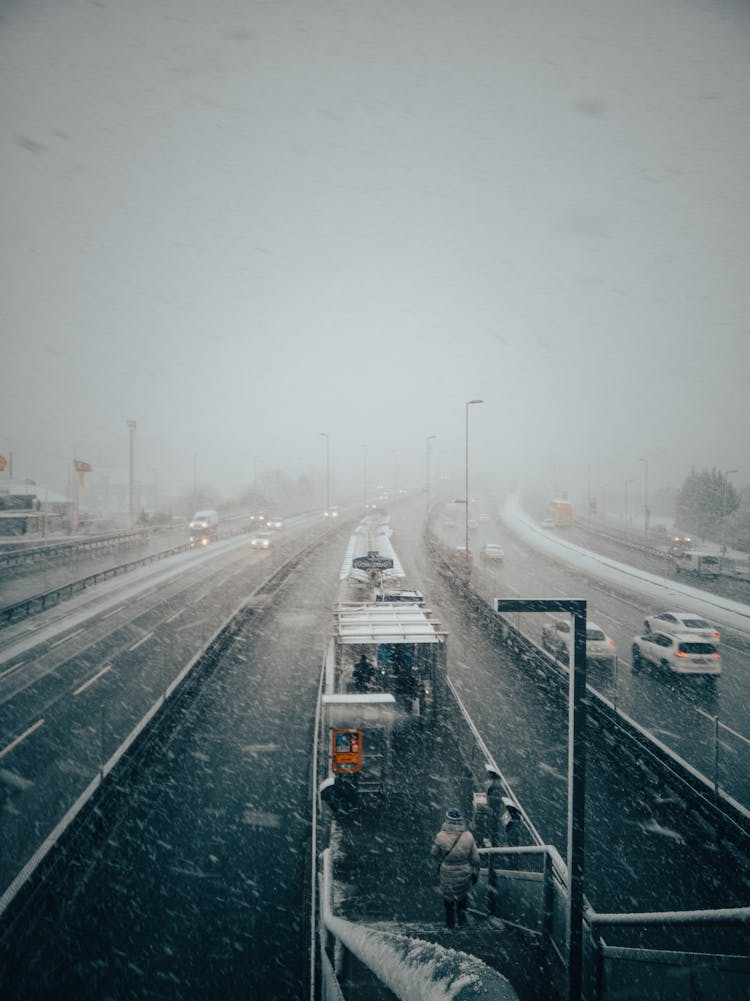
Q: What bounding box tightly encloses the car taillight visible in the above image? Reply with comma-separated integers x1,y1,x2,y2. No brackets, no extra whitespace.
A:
711,632,720,640
607,641,615,648
711,652,720,658
674,651,688,657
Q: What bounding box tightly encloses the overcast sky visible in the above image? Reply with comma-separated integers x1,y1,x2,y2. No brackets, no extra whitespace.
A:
2,0,749,506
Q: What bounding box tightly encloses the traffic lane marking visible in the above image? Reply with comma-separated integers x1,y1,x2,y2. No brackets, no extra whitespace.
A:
74,665,112,696
0,659,27,681
128,631,154,652
0,718,45,760
49,628,83,649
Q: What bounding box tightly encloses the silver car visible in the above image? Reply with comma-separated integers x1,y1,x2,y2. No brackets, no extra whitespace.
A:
541,619,617,665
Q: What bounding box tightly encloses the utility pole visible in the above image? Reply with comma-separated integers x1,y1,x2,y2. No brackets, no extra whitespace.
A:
426,435,437,516
127,420,136,525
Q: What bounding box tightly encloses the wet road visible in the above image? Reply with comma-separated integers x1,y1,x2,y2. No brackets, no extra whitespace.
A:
1,521,346,1000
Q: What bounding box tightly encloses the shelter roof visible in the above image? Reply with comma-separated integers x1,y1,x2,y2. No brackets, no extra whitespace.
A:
333,602,444,645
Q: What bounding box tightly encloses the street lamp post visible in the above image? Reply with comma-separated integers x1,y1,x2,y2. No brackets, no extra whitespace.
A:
587,464,592,524
465,400,483,578
320,433,330,517
127,419,137,525
362,444,368,505
624,479,634,533
426,435,437,516
721,469,738,555
638,457,649,536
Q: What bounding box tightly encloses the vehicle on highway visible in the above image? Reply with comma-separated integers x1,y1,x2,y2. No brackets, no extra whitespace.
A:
541,618,616,665
644,611,720,645
189,509,219,545
250,531,273,549
667,536,693,557
452,545,472,561
480,543,504,561
545,499,574,528
673,550,720,577
631,631,721,675
325,506,339,518
267,516,284,530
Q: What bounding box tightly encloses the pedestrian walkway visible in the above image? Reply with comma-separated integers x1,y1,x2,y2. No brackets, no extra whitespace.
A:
327,712,558,1001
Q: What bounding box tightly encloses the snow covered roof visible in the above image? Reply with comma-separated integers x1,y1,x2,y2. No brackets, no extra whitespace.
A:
339,515,405,582
333,603,444,645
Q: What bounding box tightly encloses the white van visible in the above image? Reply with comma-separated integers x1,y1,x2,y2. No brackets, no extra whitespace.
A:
189,509,219,544
674,550,720,577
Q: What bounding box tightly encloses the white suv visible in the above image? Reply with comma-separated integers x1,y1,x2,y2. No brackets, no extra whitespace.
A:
631,631,721,675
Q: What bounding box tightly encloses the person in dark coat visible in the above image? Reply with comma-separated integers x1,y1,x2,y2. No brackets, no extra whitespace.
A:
486,768,504,848
351,653,375,692
431,809,480,928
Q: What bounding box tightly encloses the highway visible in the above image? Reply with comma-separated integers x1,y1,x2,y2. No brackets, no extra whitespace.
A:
1,496,749,998
496,501,750,807
1,514,346,1000
0,516,326,894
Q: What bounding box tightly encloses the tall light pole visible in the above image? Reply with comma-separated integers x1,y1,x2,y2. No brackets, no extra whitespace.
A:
721,469,738,555
361,444,368,505
320,433,330,517
638,457,649,536
465,399,483,578
426,435,437,516
587,463,592,523
127,419,136,524
624,479,634,533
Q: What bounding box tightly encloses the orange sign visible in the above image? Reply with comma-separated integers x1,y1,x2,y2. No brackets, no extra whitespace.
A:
0,454,5,471
332,728,363,774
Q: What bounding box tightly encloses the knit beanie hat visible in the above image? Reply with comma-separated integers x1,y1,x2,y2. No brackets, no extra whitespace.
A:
445,809,462,823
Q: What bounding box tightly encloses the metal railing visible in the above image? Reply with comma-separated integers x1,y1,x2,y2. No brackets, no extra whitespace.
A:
0,528,149,570
0,520,263,629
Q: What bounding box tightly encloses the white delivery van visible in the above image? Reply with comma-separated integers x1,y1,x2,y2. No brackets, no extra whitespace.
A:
674,551,720,577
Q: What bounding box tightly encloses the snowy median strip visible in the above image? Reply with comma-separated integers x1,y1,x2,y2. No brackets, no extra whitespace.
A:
501,494,750,635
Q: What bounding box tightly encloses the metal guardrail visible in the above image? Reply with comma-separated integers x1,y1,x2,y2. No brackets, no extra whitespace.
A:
573,519,671,561
0,521,261,629
575,519,750,581
0,528,150,571
0,540,192,627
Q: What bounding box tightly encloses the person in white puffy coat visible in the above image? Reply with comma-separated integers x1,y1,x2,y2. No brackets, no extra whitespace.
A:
431,809,480,927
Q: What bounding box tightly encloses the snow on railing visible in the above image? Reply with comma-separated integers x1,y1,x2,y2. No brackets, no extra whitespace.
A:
319,848,519,1001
